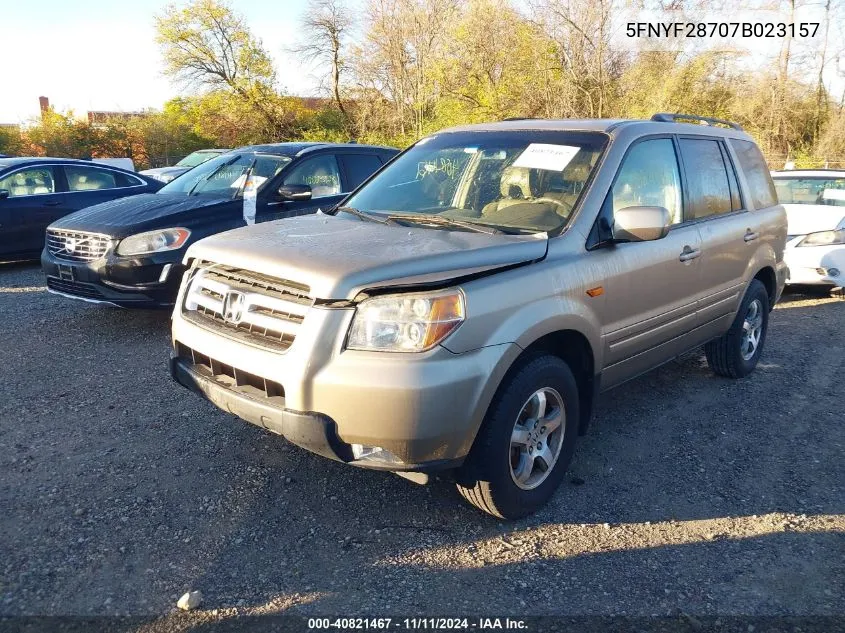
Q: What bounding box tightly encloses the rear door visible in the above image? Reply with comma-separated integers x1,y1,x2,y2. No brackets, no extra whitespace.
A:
677,136,751,326
594,137,704,387
260,153,346,221
62,164,146,212
0,165,65,257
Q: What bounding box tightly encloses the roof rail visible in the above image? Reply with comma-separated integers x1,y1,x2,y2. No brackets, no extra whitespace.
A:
651,113,743,131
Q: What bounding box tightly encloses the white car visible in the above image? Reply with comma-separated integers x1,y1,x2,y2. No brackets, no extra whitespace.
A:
771,169,845,290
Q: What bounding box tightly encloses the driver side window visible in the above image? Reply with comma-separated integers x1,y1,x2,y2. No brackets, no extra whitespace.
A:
282,155,341,198
612,139,683,225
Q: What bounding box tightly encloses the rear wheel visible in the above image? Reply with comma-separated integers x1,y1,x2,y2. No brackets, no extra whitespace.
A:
456,354,579,519
704,279,770,378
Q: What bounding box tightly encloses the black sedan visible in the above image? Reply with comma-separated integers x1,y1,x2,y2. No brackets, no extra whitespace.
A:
41,142,398,307
0,157,162,262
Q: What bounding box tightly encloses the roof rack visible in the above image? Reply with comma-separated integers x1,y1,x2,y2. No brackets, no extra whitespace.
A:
651,113,743,131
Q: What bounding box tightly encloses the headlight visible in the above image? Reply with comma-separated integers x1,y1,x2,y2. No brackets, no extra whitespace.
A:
347,290,465,352
116,228,190,256
798,229,845,247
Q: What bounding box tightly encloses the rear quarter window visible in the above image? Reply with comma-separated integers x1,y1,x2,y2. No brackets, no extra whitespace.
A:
730,139,778,209
115,172,143,188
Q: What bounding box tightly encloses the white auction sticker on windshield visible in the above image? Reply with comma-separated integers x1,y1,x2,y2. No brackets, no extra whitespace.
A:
822,188,845,201
513,144,580,172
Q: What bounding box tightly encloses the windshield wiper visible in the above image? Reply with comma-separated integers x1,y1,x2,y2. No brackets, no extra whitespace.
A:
335,206,392,224
387,213,502,235
187,156,241,196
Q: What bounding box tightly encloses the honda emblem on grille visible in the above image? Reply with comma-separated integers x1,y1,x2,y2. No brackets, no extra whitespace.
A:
222,291,246,325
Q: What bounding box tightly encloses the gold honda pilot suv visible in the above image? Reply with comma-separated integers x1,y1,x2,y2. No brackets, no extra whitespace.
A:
170,115,787,519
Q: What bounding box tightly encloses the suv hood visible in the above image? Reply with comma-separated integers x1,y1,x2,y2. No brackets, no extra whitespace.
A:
50,193,231,238
185,213,548,300
783,204,845,236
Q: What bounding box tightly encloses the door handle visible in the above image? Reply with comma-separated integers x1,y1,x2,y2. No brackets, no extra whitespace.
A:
679,246,701,262
43,201,63,207
744,230,759,242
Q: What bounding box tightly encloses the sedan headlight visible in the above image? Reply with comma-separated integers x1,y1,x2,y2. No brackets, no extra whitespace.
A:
347,290,465,352
798,229,845,247
116,228,190,256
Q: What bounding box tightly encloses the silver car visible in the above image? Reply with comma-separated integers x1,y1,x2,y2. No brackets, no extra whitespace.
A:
170,115,787,518
771,169,845,290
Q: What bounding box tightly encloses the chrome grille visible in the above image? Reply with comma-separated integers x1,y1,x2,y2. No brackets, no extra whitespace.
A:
47,229,111,262
183,262,313,352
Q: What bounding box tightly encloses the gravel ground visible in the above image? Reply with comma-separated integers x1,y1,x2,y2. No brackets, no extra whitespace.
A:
0,263,843,619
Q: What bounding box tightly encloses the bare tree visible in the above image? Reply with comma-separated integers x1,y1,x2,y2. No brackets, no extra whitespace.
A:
530,0,622,118
355,0,459,138
293,0,355,120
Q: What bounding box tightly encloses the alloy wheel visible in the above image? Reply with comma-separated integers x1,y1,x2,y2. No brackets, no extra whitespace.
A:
741,298,764,361
509,387,566,490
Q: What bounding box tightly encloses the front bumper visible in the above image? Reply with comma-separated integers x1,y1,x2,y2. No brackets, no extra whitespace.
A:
171,305,520,470
784,241,845,286
170,354,358,465
41,248,185,307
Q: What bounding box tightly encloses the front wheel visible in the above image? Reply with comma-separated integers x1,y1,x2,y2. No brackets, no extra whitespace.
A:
455,354,579,519
704,279,770,378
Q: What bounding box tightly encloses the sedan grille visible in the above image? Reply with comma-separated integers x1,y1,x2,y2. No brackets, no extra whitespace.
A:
47,229,111,262
46,277,105,300
182,262,313,352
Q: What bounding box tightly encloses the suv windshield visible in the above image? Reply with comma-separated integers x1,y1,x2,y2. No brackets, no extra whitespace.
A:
159,153,291,196
176,150,223,168
342,131,606,232
773,176,845,208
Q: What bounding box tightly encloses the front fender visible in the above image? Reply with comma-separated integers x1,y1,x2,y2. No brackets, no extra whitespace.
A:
443,261,604,369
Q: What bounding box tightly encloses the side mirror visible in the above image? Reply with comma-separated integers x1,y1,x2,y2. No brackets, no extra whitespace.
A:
0,189,9,200
277,184,312,201
613,206,671,242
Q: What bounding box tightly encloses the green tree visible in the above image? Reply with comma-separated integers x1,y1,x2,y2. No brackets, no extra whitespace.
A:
0,127,23,156
25,110,103,159
155,0,289,138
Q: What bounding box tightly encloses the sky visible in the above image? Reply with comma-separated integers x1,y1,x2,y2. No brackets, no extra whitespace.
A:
0,0,338,123
1,0,841,124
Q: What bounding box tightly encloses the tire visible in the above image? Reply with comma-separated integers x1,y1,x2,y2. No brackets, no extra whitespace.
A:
704,279,770,379
455,354,580,520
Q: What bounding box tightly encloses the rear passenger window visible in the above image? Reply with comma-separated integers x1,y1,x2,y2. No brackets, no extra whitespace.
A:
730,139,778,209
342,154,383,190
678,138,732,219
612,138,683,225
65,166,118,191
